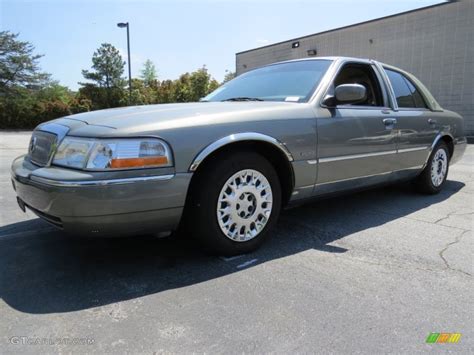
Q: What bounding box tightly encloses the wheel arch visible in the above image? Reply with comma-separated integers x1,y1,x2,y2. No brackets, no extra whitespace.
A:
189,133,294,171
431,133,454,159
188,133,295,205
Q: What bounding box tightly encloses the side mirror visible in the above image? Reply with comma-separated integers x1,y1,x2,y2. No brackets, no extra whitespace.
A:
334,84,367,104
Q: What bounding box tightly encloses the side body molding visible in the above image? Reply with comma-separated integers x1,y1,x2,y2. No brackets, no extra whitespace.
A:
189,132,294,171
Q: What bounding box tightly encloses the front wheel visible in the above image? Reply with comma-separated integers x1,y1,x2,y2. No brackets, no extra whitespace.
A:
415,141,450,194
189,151,282,256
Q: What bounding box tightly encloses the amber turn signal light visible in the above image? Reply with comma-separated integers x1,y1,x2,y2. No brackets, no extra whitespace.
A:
110,156,169,168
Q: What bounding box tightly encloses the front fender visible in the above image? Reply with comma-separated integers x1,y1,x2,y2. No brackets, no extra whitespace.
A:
188,132,294,171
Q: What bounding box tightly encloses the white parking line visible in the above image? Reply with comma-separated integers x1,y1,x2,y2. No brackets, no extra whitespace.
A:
236,259,258,269
219,255,245,262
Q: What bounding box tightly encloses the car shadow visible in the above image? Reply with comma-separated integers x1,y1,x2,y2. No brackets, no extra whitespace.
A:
0,180,465,314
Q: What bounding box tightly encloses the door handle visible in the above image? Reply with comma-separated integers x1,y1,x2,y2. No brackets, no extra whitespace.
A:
383,118,397,126
428,118,437,125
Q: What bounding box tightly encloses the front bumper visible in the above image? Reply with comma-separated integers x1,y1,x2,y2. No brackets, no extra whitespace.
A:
11,155,192,236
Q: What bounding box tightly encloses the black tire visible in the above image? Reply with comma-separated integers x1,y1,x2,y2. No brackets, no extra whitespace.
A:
415,141,450,194
188,151,282,256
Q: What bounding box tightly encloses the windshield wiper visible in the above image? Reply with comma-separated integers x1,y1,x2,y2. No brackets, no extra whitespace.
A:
222,97,264,102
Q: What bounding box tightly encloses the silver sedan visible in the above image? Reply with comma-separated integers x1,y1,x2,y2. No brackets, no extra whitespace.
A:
11,57,467,255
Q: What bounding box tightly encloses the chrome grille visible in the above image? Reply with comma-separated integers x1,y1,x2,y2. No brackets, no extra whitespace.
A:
28,130,58,166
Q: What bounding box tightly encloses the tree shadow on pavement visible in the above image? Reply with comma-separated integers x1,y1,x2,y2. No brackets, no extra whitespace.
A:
0,180,465,314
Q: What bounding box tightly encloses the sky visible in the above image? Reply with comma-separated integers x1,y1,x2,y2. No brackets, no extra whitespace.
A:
1,0,443,90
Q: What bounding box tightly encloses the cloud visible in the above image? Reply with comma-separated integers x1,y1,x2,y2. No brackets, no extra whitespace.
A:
256,39,270,45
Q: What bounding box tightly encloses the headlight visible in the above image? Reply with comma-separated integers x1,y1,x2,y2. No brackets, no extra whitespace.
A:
52,137,173,170
52,137,95,169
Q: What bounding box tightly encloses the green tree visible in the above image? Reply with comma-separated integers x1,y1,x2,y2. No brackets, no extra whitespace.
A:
78,83,126,110
36,81,71,103
174,73,192,102
0,81,91,129
189,66,212,101
140,59,158,87
81,43,125,89
223,70,236,83
171,66,220,102
156,79,175,103
36,81,90,115
0,32,224,128
130,78,158,105
0,31,50,94
208,78,220,93
0,32,75,128
79,43,126,109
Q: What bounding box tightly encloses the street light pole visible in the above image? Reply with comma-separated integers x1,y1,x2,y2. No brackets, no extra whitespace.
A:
117,22,132,104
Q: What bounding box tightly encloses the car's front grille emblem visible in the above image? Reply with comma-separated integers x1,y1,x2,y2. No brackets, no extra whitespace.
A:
28,131,58,166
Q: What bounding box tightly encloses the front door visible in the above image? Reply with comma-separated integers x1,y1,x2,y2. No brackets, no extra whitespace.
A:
315,62,398,192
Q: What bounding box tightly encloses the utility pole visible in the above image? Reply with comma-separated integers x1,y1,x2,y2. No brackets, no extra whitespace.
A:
117,22,132,104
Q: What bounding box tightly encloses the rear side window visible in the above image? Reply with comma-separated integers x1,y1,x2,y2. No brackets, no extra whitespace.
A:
404,77,428,108
385,69,428,109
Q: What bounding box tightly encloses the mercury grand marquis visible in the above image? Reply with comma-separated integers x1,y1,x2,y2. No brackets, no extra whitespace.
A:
11,57,467,255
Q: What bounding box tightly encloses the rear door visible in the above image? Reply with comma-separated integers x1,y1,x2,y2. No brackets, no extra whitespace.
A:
383,68,436,170
315,61,398,189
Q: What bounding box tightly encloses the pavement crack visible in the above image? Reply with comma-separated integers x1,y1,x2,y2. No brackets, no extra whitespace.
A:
329,253,443,275
434,211,474,225
363,208,469,231
438,230,471,277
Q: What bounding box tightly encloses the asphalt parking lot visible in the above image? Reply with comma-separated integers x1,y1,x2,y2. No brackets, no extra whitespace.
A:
0,131,472,354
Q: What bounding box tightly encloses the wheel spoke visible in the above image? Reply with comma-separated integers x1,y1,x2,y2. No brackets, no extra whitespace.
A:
217,169,273,242
430,148,448,187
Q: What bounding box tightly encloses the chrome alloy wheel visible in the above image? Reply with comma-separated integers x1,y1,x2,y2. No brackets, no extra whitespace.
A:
431,148,448,187
217,169,273,242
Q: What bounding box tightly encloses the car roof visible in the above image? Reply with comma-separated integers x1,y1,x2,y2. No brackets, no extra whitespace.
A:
266,56,381,66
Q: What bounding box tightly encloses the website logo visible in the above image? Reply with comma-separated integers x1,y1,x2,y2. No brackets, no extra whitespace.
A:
426,333,461,344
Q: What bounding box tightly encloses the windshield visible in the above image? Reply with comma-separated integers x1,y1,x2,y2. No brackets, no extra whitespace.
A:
203,60,332,103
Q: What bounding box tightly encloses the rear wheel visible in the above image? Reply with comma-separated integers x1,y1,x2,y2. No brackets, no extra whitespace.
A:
415,141,450,194
189,151,282,256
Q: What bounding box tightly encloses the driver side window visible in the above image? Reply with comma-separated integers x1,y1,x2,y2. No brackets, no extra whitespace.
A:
333,63,384,107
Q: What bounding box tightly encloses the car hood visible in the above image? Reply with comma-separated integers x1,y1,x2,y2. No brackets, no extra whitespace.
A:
57,101,307,134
